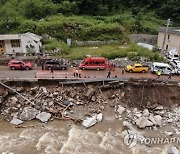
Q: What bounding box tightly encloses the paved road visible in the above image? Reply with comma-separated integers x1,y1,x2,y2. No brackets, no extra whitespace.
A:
0,66,180,81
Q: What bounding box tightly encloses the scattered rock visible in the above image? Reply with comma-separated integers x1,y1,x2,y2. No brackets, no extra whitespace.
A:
63,100,70,106
168,146,179,154
11,97,18,105
10,117,23,125
136,117,148,129
0,96,3,104
41,87,48,95
121,91,125,97
19,107,38,121
82,113,103,128
154,115,162,126
143,109,149,117
155,106,164,110
146,120,154,127
96,113,103,122
165,131,173,136
148,114,157,125
36,112,51,122
53,92,59,96
91,96,96,102
117,105,125,115
86,87,96,99
16,87,24,92
82,115,97,128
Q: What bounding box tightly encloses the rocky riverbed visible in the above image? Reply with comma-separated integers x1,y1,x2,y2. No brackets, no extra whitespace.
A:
0,79,180,153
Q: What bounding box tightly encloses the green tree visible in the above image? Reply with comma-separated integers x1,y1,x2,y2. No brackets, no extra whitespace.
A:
0,2,18,30
20,0,57,19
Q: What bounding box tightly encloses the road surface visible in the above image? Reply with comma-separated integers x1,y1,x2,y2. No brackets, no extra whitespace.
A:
0,66,180,81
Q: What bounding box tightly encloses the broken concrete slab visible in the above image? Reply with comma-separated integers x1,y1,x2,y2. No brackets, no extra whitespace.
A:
36,112,51,122
10,117,23,125
117,105,125,115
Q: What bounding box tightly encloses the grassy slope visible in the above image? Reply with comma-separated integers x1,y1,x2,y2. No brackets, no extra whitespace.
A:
61,44,163,62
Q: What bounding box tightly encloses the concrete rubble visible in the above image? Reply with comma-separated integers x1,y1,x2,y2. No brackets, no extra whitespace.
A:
10,117,23,125
82,113,103,128
36,112,51,122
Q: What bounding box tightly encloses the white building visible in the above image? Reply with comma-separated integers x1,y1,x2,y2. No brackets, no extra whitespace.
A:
0,32,42,55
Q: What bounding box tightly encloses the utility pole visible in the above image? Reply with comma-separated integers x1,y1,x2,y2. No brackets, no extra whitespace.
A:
161,18,171,55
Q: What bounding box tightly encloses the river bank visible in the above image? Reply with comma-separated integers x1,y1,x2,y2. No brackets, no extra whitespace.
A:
0,79,180,154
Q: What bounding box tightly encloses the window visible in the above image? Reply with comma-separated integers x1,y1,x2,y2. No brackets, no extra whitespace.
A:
100,61,105,64
90,61,94,64
11,40,21,47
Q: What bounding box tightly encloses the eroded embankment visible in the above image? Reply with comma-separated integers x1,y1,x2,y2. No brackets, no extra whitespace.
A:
0,79,180,154
0,80,180,122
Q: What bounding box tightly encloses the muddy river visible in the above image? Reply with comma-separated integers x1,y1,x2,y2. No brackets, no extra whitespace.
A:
0,119,178,154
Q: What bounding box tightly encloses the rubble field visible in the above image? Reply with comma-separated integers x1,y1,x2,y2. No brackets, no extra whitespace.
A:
0,79,180,131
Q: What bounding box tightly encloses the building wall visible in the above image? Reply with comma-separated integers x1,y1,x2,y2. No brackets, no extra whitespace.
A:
21,35,41,54
157,32,180,54
130,34,158,45
4,40,23,53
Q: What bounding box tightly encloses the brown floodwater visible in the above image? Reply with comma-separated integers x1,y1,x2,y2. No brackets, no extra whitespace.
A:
0,118,179,154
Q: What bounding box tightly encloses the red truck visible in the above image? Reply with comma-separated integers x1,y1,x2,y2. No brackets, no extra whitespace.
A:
8,60,33,70
79,57,110,70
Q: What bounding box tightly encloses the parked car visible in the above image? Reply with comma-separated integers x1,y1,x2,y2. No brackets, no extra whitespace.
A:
150,62,174,75
8,60,33,70
44,60,67,70
79,57,109,70
125,63,149,73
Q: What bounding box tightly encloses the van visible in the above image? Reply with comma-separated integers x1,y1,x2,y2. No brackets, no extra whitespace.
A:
79,57,109,70
44,60,67,70
151,62,174,75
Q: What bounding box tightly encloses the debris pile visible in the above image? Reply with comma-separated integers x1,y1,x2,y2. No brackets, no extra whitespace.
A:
0,80,179,132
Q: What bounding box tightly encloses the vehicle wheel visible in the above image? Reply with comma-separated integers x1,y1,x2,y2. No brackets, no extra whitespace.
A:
97,67,100,71
48,66,51,70
129,69,133,73
25,67,30,70
82,67,85,70
142,70,146,73
62,67,65,70
11,66,15,70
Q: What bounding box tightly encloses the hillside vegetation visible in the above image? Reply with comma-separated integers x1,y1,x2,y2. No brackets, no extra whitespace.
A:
0,0,179,42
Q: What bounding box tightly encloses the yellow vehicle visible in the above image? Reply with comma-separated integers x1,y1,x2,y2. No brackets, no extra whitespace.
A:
125,63,149,73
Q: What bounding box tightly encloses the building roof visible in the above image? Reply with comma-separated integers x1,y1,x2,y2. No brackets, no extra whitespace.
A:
0,32,42,41
159,27,180,35
0,34,21,40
